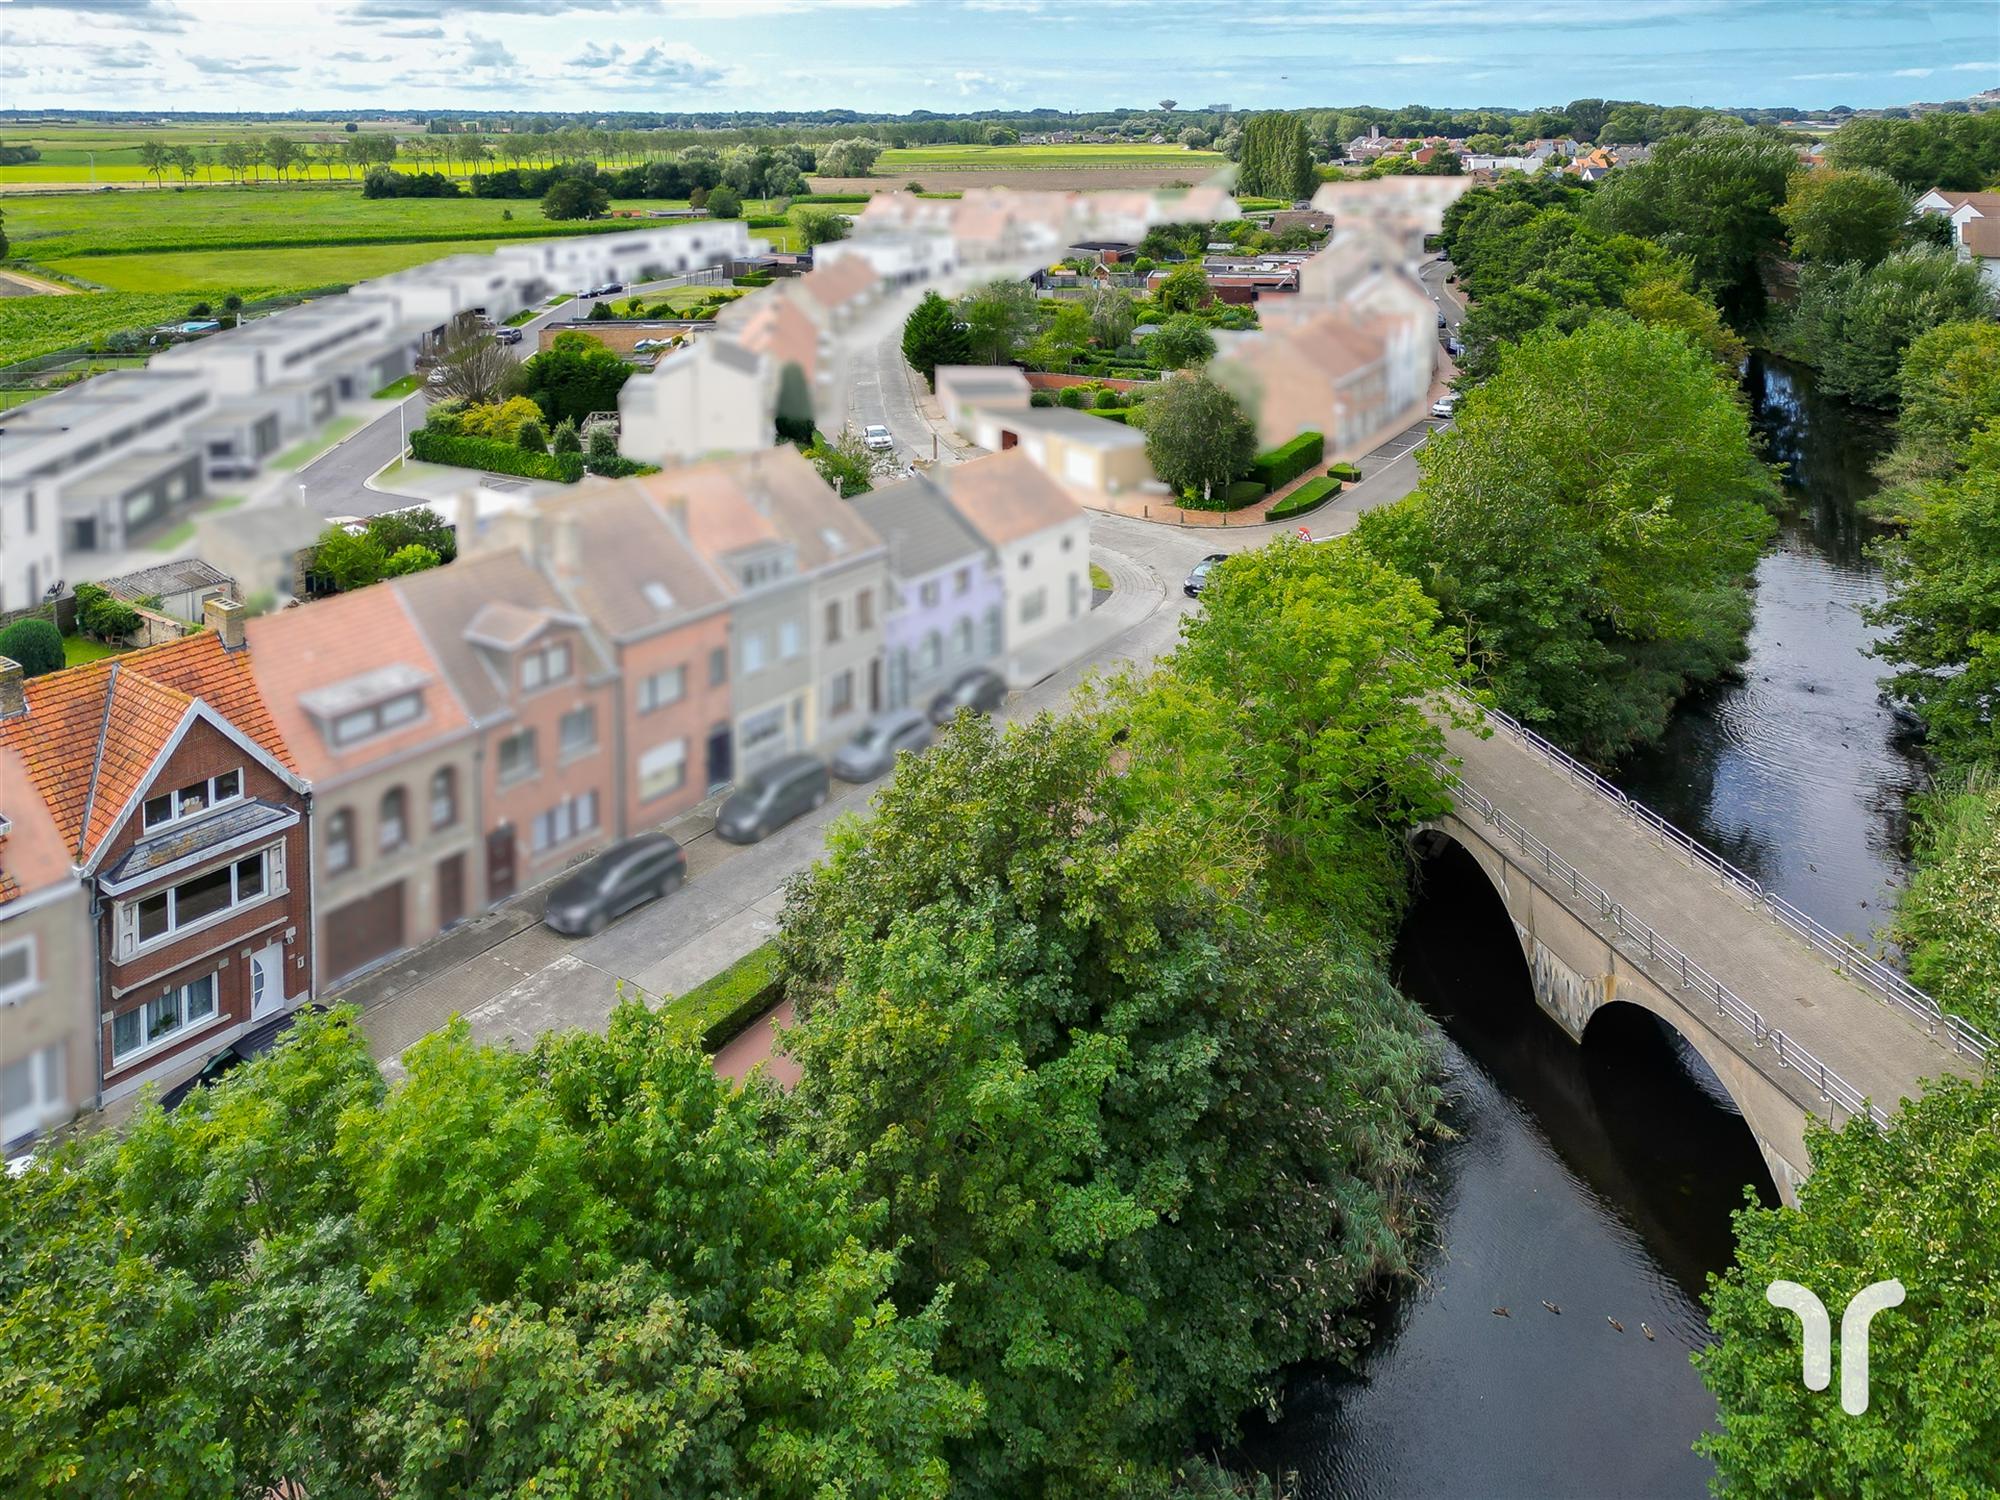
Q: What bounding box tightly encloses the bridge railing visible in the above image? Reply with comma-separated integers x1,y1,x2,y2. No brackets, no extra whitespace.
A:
1434,763,1893,1130
1447,694,1995,1066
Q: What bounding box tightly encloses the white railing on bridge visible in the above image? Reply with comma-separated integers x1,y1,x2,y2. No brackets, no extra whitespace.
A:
1447,695,1995,1067
1435,764,1892,1129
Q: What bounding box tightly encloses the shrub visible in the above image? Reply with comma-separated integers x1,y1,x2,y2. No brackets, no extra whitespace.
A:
1029,390,1056,408
1087,408,1133,425
0,617,64,677
1093,389,1125,409
662,941,784,1051
1057,384,1092,409
72,583,140,641
1221,478,1268,507
585,425,620,467
550,417,582,456
587,301,613,322
516,419,547,452
1267,475,1341,521
1249,430,1325,491
1328,461,1361,481
409,428,584,482
382,543,441,578
455,395,547,443
732,273,775,287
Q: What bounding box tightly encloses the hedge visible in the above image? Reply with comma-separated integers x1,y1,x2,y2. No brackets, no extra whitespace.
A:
0,617,64,677
1267,475,1341,521
661,940,784,1052
1087,408,1133,425
743,215,790,229
1328,461,1361,481
732,273,775,287
1248,430,1324,491
1222,478,1268,507
410,428,583,482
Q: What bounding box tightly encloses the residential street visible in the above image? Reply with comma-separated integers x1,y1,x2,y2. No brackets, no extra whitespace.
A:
341,437,1433,1072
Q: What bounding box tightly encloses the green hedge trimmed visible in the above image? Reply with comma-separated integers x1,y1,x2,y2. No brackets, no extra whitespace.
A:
1328,461,1361,482
794,192,871,204
662,941,784,1051
731,273,774,287
1268,475,1340,521
743,215,790,229
1223,478,1268,507
1087,408,1133,424
411,428,583,482
1248,430,1324,491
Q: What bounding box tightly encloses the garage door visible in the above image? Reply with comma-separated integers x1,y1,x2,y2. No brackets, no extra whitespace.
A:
322,882,405,983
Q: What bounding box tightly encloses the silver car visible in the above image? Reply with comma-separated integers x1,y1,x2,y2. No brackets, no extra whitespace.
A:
863,423,895,452
832,707,933,782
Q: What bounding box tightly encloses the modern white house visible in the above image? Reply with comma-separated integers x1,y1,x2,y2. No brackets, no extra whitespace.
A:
940,449,1091,673
619,335,775,466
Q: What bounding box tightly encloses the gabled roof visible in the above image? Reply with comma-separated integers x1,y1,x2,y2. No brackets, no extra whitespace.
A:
796,255,878,313
0,630,298,867
0,744,75,905
851,474,994,581
944,448,1086,548
529,480,730,642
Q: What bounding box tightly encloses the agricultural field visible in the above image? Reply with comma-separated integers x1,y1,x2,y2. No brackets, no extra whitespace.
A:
0,292,203,366
875,143,1226,172
37,238,562,294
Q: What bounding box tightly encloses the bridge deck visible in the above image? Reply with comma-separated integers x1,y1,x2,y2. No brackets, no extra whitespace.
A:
1442,722,1976,1118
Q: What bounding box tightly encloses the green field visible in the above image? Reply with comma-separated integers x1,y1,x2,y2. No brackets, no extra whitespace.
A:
0,293,205,367
40,238,564,293
875,143,1224,171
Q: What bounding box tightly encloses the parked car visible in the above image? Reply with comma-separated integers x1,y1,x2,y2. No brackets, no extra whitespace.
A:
1430,393,1459,419
1436,310,1447,329
543,832,686,936
1446,336,1465,358
715,754,830,843
494,326,523,345
1184,552,1229,597
927,665,1008,725
602,281,625,295
833,707,932,782
862,423,895,452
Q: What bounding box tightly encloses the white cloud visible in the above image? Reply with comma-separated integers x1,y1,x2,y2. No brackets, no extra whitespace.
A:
562,39,728,88
1892,67,1933,78
1948,59,1998,71
954,68,994,96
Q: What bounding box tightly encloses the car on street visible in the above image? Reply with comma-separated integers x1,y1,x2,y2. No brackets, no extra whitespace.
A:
1430,393,1459,419
832,706,933,781
927,665,1008,725
862,423,895,452
1183,552,1229,597
1445,336,1465,359
543,832,686,936
1436,310,1447,328
494,326,523,345
715,754,830,843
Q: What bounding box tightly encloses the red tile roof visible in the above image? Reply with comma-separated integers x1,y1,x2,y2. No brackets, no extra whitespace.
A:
0,631,295,864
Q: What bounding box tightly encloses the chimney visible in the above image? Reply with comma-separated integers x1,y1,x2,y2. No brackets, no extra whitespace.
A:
205,596,246,652
0,657,24,720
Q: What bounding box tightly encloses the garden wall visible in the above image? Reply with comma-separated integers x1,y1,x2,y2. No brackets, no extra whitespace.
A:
1024,371,1157,394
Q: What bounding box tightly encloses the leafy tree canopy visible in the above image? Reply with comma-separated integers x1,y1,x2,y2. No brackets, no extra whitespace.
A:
901,289,970,384
1778,165,1910,267
1788,247,1997,408
1142,373,1255,502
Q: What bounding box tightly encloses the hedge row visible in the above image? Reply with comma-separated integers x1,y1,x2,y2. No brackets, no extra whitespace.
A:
732,273,775,287
793,193,872,205
1268,475,1341,521
742,215,790,229
411,427,584,482
1248,430,1324,491
1328,461,1361,482
661,941,784,1052
1087,408,1134,425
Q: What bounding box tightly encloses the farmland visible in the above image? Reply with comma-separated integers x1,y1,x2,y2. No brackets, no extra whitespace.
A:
875,143,1225,171
0,293,205,366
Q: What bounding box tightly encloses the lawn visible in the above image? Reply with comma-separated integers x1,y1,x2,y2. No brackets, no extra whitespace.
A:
372,374,423,399
272,414,364,471
876,143,1225,171
62,634,122,666
0,387,45,410
1090,563,1114,592
39,238,558,294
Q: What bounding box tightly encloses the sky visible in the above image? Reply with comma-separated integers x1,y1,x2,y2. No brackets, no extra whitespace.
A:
0,0,1995,116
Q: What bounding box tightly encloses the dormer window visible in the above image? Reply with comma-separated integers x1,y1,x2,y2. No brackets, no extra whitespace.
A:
520,640,572,691
330,691,423,747
142,769,242,831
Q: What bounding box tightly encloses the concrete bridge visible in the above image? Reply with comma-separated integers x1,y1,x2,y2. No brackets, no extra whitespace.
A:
1420,704,1992,1206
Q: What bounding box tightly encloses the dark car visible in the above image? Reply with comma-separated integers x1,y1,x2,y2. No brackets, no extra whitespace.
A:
927,665,1008,725
1184,553,1229,597
158,1002,328,1111
543,832,686,936
833,706,932,782
715,753,830,843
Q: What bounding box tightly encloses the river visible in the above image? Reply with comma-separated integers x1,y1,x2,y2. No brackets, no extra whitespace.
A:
1241,356,1915,1496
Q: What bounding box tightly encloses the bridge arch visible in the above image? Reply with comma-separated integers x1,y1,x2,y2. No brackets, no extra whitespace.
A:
1411,816,1813,1204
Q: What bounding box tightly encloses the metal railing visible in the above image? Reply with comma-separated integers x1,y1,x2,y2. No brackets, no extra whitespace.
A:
1446,694,1995,1065
1435,764,1892,1129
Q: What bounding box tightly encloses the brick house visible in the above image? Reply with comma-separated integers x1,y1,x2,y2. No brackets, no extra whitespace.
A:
246,583,484,987
393,549,621,901
0,601,313,1105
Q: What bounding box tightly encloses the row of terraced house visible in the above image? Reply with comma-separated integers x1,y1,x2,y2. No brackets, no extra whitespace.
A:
0,443,1088,1153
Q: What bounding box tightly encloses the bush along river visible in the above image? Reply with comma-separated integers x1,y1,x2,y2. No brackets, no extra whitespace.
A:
1241,355,1916,1497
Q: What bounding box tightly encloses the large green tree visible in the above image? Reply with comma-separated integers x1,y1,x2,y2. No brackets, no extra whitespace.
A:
1357,313,1778,761
901,289,970,384
955,279,1037,364
519,330,636,426
0,1006,976,1499
1892,770,2000,1036
1788,247,1996,407
779,699,1442,1494
1141,373,1255,503
1777,165,1910,267
1695,1072,2000,1495
1237,112,1315,200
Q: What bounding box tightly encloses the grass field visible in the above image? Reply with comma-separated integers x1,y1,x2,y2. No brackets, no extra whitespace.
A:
0,292,204,367
39,238,561,293
62,634,123,666
876,143,1224,171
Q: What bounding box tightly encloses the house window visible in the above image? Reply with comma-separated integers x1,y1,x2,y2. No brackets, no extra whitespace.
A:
856,589,875,630
1018,551,1033,570
1061,534,1076,552
741,631,768,674
520,640,572,691
141,769,243,832
919,580,943,608
330,691,423,747
637,665,686,714
560,706,598,760
497,729,538,785
740,705,785,754
985,604,1004,655
1021,588,1048,625
708,646,728,686
827,669,855,718
0,1040,67,1143
124,847,283,956
430,768,457,829
953,616,975,659
0,938,35,1006
954,567,973,597
919,630,943,672
110,975,218,1064
638,740,687,802
326,809,354,873
532,790,600,853
379,787,408,853
824,600,843,645
779,619,803,660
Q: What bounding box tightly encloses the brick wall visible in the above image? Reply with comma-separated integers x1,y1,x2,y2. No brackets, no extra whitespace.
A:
1023,372,1158,394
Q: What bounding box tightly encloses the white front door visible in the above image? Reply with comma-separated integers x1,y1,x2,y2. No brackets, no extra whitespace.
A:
249,942,285,1020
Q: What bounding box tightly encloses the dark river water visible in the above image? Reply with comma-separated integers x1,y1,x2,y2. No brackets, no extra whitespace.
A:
1241,356,1916,1497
